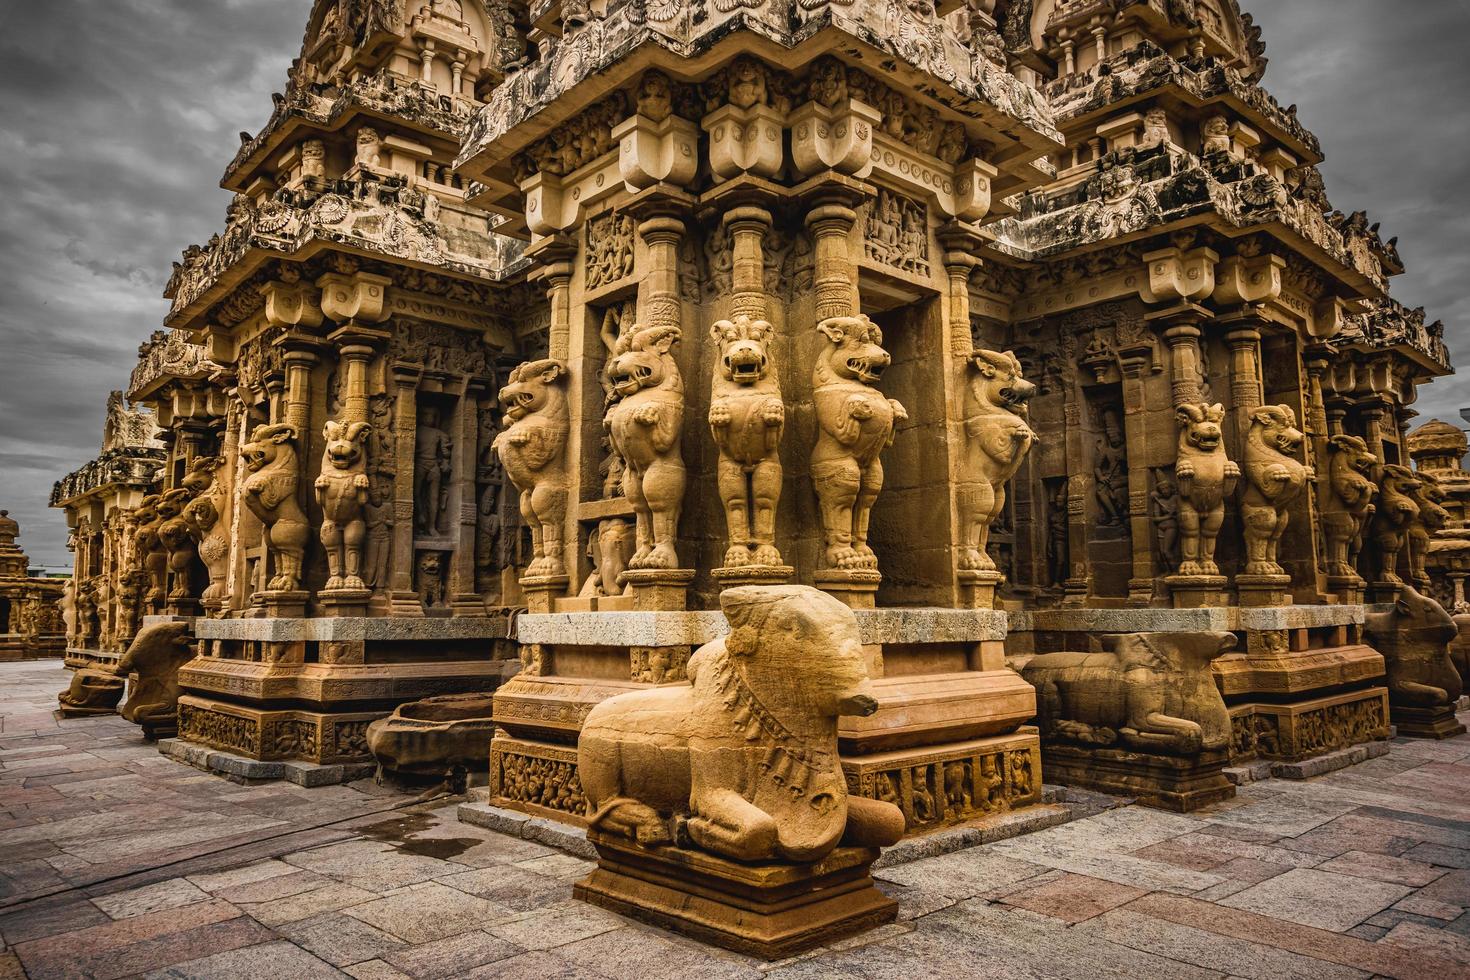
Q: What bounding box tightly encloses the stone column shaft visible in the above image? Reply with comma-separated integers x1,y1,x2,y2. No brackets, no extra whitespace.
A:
806,204,858,322
725,206,772,322
637,215,684,330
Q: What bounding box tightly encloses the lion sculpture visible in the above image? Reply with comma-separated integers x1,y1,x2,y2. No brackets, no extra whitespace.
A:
132,494,167,607
1369,464,1421,586
580,585,906,862
1320,435,1378,580
1366,586,1463,717
1021,631,1236,755
1408,472,1452,590
240,423,310,593
315,419,373,591
1173,403,1239,576
117,621,197,739
811,315,907,571
606,324,686,570
956,349,1035,572
494,359,571,578
156,488,196,601
1240,405,1314,576
181,457,230,605
708,317,786,569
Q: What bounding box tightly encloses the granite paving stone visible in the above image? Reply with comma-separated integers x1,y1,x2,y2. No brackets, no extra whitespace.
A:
483,900,627,951
998,873,1149,923
91,877,212,920
378,929,526,978
344,882,508,944
239,882,379,927
1380,921,1470,965
278,911,410,967
1218,868,1414,932
1316,849,1448,887
141,938,348,978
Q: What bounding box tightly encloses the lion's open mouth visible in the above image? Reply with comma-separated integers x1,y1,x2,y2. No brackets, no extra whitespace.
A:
848,357,884,383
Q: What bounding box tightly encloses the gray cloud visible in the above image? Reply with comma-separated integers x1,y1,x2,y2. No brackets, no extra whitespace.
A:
0,1,1464,571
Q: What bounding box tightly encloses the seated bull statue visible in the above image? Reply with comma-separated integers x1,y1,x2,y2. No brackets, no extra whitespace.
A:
57,666,126,717
117,621,196,739
1366,586,1464,727
579,584,906,863
1021,631,1236,755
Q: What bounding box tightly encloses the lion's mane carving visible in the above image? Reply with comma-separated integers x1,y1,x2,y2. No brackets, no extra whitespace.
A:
606,324,686,570
494,358,571,578
708,317,785,569
1240,405,1313,576
1173,403,1239,576
316,419,373,591
240,423,310,593
957,349,1035,572
1321,434,1377,579
1408,472,1452,590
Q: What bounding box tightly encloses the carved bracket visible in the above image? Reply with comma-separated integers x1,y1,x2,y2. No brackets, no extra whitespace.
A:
704,103,785,182
613,113,698,192
1142,246,1218,305
790,99,881,179
317,271,393,324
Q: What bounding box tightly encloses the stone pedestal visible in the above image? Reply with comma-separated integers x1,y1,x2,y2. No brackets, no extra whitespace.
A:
957,569,1003,610
1392,704,1468,740
1236,574,1292,607
249,590,309,618
575,834,895,961
521,575,571,615
621,569,694,612
1229,688,1391,762
318,588,372,618
1165,574,1228,609
814,570,881,610
1039,744,1234,812
710,565,793,589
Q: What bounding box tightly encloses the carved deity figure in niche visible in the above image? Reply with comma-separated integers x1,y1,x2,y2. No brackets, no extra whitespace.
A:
1202,115,1232,156
1321,434,1378,579
416,552,444,608
1151,473,1181,575
606,325,686,570
181,457,230,606
364,484,393,589
579,585,905,861
355,127,382,170
811,316,906,572
414,404,453,536
708,317,786,569
1047,482,1069,587
475,482,501,594
494,359,571,578
956,350,1035,573
1370,464,1420,586
1240,406,1314,576
301,139,326,180
315,419,373,591
579,519,636,598
1093,406,1129,529
240,423,310,593
1173,403,1239,576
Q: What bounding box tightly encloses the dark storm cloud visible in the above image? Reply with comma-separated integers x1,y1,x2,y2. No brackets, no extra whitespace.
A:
0,1,1464,570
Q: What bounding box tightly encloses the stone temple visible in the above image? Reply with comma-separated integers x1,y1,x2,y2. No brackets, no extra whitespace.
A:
35,0,1469,958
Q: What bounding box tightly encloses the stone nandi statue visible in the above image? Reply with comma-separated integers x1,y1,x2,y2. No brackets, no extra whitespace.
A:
956,349,1035,573
1240,405,1313,576
494,358,571,578
1172,403,1239,576
708,317,786,570
240,423,310,593
1366,586,1466,738
580,585,906,862
811,315,907,572
315,419,373,591
117,621,197,739
606,324,686,570
1320,435,1377,580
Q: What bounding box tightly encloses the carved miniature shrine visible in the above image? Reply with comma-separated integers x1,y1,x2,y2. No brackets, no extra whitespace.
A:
0,512,64,662
41,0,1470,951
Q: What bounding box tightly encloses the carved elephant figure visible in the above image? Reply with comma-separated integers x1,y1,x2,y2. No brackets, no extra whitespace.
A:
956,349,1035,572
316,419,373,591
811,315,907,571
579,585,906,862
1021,631,1236,755
1366,586,1463,710
494,358,571,578
606,325,686,571
240,423,310,593
1173,402,1239,576
1240,405,1313,576
1320,435,1377,580
118,621,197,739
708,317,786,569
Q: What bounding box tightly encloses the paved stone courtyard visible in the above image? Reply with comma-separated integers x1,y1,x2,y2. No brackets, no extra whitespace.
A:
3,660,1470,979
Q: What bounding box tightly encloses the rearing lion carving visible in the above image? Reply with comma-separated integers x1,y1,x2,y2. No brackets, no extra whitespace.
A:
315,419,373,591
708,316,785,569
240,423,310,593
1370,464,1420,586
1240,405,1313,576
494,359,571,579
1321,434,1377,580
957,349,1035,572
1173,403,1239,576
606,324,686,570
182,456,230,606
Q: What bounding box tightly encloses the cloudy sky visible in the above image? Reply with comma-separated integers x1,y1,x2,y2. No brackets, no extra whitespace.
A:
0,1,1466,571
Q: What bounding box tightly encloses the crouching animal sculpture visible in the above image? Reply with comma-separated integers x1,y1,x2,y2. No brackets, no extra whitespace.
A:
956,349,1035,572
708,317,786,569
1021,631,1236,755
1241,405,1313,576
117,621,197,739
1321,435,1378,579
494,359,571,578
811,316,907,572
57,666,126,717
240,423,310,592
1366,586,1463,713
579,585,906,862
315,419,373,591
1173,403,1239,576
606,324,686,570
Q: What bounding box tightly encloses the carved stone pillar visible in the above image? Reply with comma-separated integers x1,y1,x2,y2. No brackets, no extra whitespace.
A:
806,201,859,323
451,379,489,615
1119,350,1157,605
389,366,424,616
725,206,772,322
1161,316,1204,408
636,214,684,331
1225,323,1264,456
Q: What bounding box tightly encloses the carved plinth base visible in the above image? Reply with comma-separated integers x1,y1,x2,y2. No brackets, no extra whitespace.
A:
200,597,228,619
1166,574,1228,609
1229,688,1391,763
957,569,1003,610
710,565,794,589
387,590,428,617
1366,580,1405,605
839,671,1037,752
520,575,570,614
841,731,1042,834
489,734,589,824
1326,575,1366,606
619,569,694,612
814,569,881,610
166,599,202,619
318,588,372,618
1040,743,1234,812
176,696,382,765
1391,703,1468,740
247,590,309,618
1236,574,1292,608
56,670,126,718
575,835,895,961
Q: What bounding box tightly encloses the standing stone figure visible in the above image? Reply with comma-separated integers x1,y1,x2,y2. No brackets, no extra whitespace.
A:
1151,474,1180,574
316,419,373,591
1240,406,1313,576
182,456,231,607
1093,407,1129,528
1408,472,1452,590
606,324,686,571
708,317,786,569
1321,434,1378,579
1047,482,1069,587
414,405,453,536
811,316,906,572
494,359,571,578
240,423,310,593
1370,464,1422,586
156,489,196,601
1172,403,1238,576
956,349,1035,572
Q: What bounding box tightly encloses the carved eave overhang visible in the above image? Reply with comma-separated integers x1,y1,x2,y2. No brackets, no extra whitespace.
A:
163,188,529,331
223,71,481,193
50,449,167,510
1045,43,1320,165
455,7,1064,210
126,329,214,403
1338,298,1453,379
